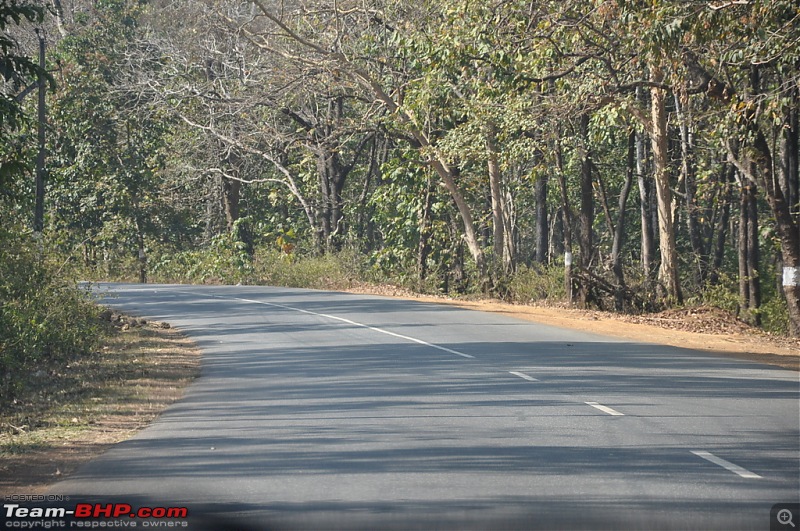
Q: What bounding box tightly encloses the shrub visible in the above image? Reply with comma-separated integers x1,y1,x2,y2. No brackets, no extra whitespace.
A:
505,264,567,304
0,227,101,404
150,234,255,285
254,248,358,290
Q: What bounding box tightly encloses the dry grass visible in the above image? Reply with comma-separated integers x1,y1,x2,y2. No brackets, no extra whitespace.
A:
0,317,200,493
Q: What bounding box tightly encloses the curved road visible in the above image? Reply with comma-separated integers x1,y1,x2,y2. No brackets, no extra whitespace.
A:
46,284,799,529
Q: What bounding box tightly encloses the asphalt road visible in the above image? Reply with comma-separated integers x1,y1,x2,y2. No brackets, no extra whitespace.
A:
44,283,800,530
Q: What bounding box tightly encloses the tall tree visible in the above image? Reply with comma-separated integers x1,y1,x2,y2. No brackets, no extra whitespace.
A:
1,0,50,202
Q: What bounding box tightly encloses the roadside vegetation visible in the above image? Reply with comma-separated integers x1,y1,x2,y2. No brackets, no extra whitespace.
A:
0,227,102,402
0,310,199,492
3,0,795,336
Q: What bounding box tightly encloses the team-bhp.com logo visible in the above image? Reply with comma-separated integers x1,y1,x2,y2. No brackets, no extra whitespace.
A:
4,503,189,527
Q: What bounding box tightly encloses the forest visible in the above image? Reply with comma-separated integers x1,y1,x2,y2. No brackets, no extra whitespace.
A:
1,0,799,376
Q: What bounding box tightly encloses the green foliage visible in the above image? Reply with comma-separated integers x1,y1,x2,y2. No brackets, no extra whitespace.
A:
367,161,428,277
47,0,176,275
505,265,567,304
0,0,52,190
686,273,740,315
760,296,791,336
4,0,793,337
684,271,790,335
255,249,360,291
150,232,256,285
0,227,101,402
149,239,366,292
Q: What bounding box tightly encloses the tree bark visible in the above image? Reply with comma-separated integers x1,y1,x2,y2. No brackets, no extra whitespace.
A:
780,87,800,334
417,173,434,283
577,114,594,307
746,67,799,334
534,171,549,264
222,176,240,233
50,0,67,37
674,90,706,285
710,163,734,285
486,123,505,270
555,137,574,303
612,131,635,310
689,58,799,334
636,127,655,287
738,181,761,325
746,182,761,325
650,65,683,303
757,136,800,334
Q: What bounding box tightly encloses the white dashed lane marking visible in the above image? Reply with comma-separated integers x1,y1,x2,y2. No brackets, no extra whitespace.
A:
509,371,539,382
691,450,762,479
585,401,625,416
201,293,476,360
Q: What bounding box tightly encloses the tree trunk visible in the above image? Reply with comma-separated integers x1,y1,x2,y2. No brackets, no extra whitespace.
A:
418,173,434,283
612,131,635,310
710,164,734,285
204,173,224,243
502,187,516,272
738,181,761,325
316,151,333,251
534,172,549,264
50,0,68,37
701,62,800,334
577,114,594,307
783,88,799,217
650,65,683,303
744,68,800,335
746,182,761,325
133,199,146,284
357,135,388,251
555,138,574,303
222,176,240,233
341,61,488,280
486,123,505,269
674,90,706,286
780,87,800,334
313,146,350,253
636,127,655,287
428,158,486,282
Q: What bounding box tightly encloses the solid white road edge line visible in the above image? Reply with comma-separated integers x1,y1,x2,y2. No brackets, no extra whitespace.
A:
224,295,476,359
585,401,625,416
509,371,539,382
690,450,762,479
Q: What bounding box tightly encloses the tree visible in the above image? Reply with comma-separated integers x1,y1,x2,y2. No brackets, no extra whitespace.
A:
672,0,799,333
0,0,50,201
18,0,797,334
47,0,175,279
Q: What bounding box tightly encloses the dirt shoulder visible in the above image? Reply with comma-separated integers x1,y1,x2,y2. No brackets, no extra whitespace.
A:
0,317,201,495
348,284,800,371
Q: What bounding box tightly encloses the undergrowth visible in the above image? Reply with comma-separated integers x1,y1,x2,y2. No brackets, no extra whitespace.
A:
0,227,102,404
71,234,791,336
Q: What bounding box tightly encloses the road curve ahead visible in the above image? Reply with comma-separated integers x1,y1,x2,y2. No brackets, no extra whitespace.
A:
47,283,798,530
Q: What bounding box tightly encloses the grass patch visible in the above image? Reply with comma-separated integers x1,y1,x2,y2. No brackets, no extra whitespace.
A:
0,314,200,492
